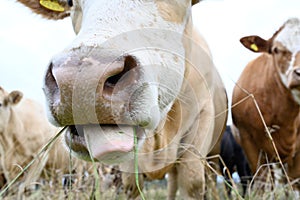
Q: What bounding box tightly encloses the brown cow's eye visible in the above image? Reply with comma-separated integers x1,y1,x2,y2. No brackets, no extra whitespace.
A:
273,47,279,54
67,0,73,7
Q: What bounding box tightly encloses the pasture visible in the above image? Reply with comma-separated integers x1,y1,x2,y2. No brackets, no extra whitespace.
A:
2,162,295,200
1,131,296,200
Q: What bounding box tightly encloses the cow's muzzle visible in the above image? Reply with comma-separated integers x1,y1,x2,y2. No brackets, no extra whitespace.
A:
288,67,300,89
44,47,140,125
43,46,160,163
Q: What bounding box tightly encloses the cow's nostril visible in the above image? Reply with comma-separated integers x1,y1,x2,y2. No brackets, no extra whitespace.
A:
106,72,124,87
44,62,60,105
104,56,138,94
294,68,300,76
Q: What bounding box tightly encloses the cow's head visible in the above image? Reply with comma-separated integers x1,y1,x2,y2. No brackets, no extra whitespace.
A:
0,87,23,133
240,18,300,104
17,0,200,164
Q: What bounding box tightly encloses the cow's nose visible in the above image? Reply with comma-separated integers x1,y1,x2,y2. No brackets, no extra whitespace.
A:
43,47,139,125
293,68,300,76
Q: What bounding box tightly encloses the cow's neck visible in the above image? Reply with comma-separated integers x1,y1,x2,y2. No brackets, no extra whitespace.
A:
269,55,300,117
137,20,197,177
262,55,300,159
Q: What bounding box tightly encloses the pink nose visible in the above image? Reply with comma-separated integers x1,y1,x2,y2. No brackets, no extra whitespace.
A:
43,47,139,125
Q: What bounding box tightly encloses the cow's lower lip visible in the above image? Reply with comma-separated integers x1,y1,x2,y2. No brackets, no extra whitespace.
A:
64,124,144,163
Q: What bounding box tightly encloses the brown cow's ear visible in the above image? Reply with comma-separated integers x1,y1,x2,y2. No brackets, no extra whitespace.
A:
192,0,200,5
6,91,23,106
240,35,270,53
17,0,70,20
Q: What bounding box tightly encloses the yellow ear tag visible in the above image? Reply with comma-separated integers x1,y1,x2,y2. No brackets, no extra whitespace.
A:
40,0,65,12
250,43,258,52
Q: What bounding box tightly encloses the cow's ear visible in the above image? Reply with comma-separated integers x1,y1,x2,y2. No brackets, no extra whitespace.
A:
192,0,200,5
240,36,270,53
6,91,23,106
17,0,70,20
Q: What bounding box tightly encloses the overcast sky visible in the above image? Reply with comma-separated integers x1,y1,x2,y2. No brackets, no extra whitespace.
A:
1,0,300,124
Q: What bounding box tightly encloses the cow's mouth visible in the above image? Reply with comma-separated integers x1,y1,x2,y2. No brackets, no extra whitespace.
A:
64,124,145,164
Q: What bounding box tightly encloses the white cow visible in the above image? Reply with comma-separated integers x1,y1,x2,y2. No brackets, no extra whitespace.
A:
15,1,227,199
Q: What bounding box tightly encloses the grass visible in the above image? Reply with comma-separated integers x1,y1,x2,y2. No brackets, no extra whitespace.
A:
133,126,145,200
0,126,298,199
1,156,297,200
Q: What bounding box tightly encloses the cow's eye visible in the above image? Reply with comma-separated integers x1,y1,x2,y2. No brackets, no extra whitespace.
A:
273,47,280,54
67,0,73,7
0,103,2,107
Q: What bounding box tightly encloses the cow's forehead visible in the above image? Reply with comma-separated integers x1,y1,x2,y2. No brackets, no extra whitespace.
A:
76,0,190,23
69,0,191,47
275,18,300,53
77,0,190,7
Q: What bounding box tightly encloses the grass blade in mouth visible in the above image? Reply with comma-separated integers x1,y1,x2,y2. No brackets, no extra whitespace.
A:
84,128,101,200
0,126,68,196
134,126,145,200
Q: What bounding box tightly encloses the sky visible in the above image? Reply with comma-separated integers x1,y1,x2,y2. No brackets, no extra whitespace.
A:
1,0,300,124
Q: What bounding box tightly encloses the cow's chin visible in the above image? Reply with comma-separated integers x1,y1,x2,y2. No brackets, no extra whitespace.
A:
63,124,145,164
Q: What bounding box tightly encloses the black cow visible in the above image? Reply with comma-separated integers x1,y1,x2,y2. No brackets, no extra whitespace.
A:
220,125,252,197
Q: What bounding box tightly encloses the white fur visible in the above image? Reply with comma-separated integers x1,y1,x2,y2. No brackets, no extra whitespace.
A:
275,18,300,89
275,18,300,53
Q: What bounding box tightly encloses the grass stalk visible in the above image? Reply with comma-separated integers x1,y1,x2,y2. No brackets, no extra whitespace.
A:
0,126,67,197
134,127,145,200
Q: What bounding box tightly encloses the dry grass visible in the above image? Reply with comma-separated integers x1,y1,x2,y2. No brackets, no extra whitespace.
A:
1,152,298,200
0,170,167,199
1,148,298,199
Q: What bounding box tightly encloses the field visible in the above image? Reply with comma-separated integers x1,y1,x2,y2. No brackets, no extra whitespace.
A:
0,124,298,200
0,155,298,200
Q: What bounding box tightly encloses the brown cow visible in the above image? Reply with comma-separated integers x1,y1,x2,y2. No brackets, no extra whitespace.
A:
0,87,92,193
15,0,228,199
232,18,300,192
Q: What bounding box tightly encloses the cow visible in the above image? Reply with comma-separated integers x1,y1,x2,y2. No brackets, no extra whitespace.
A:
220,125,252,197
232,18,300,193
0,86,91,194
15,0,228,199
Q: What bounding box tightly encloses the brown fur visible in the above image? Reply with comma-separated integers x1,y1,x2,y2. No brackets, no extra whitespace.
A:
192,0,199,5
17,0,70,20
